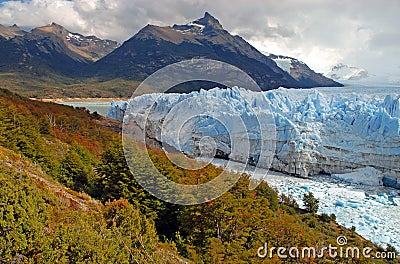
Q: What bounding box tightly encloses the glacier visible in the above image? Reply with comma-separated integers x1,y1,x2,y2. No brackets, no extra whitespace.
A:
107,86,400,251
107,86,400,189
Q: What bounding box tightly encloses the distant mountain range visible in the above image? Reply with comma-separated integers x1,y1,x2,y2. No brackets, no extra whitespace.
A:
0,13,342,93
325,63,370,81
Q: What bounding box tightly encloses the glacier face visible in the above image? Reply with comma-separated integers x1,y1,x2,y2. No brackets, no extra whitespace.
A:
267,90,400,180
116,88,276,171
107,87,400,187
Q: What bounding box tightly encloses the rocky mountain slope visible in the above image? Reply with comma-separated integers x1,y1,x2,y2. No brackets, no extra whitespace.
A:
269,54,341,87
0,24,26,39
89,12,342,90
0,23,119,75
31,23,120,61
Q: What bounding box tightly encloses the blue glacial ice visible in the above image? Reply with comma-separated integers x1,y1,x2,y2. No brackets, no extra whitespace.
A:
108,86,400,186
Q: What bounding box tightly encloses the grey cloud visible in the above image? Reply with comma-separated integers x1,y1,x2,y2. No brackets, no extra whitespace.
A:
370,31,400,48
237,24,295,40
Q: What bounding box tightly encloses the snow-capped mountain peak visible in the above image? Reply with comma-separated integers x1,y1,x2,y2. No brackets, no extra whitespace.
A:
171,12,224,35
326,63,370,81
30,22,120,61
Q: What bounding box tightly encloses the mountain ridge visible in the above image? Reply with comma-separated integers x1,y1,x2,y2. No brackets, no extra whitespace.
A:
89,12,342,90
0,22,119,76
0,13,342,97
0,23,26,39
31,22,120,61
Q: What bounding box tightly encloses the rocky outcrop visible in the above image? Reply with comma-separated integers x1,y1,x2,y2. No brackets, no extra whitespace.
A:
0,24,26,39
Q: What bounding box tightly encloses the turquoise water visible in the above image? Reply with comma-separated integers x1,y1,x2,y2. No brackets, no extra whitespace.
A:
56,84,400,117
58,101,112,116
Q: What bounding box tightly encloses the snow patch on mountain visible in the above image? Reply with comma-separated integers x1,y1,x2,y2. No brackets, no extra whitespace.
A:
66,32,82,41
188,22,205,31
272,57,292,74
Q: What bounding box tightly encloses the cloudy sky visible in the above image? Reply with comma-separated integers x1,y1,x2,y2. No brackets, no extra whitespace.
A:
0,0,399,78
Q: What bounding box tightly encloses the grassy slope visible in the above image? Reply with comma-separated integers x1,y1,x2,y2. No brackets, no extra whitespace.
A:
0,72,141,99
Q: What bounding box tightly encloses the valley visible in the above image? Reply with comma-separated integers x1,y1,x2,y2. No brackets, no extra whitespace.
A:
1,6,399,263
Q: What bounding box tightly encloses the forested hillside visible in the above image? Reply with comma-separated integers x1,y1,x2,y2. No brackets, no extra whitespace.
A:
0,88,397,263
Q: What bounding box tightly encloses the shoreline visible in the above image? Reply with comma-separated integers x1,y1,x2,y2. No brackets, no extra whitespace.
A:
30,97,129,103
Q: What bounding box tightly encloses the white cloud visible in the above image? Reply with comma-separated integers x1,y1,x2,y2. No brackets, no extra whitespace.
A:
0,0,399,76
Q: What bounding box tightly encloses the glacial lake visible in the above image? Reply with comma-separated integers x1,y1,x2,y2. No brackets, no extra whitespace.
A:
58,101,113,116
56,83,400,117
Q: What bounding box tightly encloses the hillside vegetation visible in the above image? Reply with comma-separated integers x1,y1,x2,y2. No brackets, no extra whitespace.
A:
0,88,397,263
0,72,139,99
